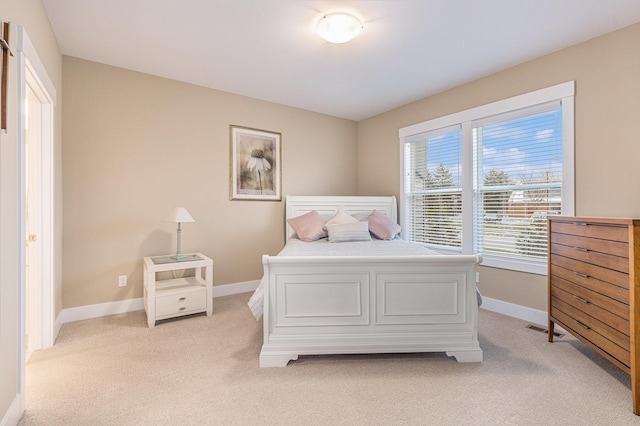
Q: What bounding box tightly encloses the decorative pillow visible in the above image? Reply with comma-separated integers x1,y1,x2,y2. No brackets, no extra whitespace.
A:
367,209,401,240
326,222,372,243
351,211,372,221
325,210,359,227
287,210,327,241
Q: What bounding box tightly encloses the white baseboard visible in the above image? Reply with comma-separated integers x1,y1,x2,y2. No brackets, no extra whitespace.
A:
213,279,260,297
0,394,22,426
54,314,64,342
481,296,548,327
59,280,261,325
59,281,547,331
60,297,145,324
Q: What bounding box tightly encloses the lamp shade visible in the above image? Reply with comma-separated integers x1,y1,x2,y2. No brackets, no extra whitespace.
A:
317,12,363,44
164,207,195,223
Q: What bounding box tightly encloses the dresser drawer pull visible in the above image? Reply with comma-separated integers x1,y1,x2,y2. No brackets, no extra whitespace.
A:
179,307,186,311
572,246,589,252
573,222,589,226
572,295,589,304
572,271,590,279
575,320,591,330
178,297,186,301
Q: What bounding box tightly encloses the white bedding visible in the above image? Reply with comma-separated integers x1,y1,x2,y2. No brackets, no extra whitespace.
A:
247,238,481,320
280,236,440,257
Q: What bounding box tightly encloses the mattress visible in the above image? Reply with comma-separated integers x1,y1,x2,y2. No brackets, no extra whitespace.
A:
279,237,441,257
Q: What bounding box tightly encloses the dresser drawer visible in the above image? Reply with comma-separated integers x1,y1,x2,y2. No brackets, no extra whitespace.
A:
550,254,630,290
551,300,630,367
156,288,207,318
550,221,629,243
550,279,629,334
550,241,629,273
550,273,629,321
551,232,629,258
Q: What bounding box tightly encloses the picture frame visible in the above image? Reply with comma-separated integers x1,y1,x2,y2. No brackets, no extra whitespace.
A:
230,125,281,201
1,21,11,131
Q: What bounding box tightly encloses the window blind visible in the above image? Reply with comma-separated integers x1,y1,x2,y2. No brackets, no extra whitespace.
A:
404,125,462,251
472,101,562,260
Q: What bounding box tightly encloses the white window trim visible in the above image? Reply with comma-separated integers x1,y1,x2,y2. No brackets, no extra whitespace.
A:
399,81,575,275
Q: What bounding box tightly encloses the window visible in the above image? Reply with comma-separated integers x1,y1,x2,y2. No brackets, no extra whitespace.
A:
404,125,462,250
400,82,575,274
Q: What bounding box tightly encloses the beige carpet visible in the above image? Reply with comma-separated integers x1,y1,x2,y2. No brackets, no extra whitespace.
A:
19,293,640,425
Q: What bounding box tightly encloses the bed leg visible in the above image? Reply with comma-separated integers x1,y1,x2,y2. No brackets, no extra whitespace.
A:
446,350,483,362
260,352,299,368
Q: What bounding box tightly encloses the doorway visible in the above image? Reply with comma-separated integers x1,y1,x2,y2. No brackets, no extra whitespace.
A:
17,25,56,413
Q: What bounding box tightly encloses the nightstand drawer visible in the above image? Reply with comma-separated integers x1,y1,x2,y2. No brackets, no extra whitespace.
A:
156,288,207,317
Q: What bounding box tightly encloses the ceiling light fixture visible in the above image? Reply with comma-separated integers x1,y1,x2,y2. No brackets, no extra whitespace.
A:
316,12,364,44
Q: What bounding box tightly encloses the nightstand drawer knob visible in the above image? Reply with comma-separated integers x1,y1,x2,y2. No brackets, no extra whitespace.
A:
179,297,186,301
179,307,186,311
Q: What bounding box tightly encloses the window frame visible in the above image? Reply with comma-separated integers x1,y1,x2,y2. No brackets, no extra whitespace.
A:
399,81,575,275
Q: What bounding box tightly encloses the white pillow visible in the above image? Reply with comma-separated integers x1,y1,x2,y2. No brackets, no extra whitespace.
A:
351,211,372,221
326,222,372,243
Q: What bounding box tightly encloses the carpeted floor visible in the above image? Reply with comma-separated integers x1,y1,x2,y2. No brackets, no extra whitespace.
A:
19,293,640,425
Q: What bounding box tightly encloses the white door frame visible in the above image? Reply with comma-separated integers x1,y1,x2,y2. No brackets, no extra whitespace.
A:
17,25,56,412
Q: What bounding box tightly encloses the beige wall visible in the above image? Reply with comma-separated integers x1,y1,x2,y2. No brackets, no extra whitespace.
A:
0,4,636,423
0,0,62,422
1,7,638,423
357,23,640,311
62,57,357,308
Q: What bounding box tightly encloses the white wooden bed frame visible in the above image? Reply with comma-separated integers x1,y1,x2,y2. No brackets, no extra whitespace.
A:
260,195,483,367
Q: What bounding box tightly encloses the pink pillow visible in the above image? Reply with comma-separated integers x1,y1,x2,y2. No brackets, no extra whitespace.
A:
367,210,401,240
287,210,327,241
325,210,359,227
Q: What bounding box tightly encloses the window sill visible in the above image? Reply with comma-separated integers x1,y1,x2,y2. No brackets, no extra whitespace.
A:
478,254,547,275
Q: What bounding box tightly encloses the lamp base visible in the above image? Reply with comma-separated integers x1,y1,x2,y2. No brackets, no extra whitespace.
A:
170,254,188,261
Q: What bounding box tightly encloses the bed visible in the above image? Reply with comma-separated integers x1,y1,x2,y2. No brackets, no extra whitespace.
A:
249,195,483,367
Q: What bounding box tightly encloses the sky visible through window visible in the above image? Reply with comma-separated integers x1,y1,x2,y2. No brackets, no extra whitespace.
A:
427,109,562,186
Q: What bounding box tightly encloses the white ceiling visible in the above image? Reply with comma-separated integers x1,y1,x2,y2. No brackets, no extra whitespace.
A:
42,0,640,121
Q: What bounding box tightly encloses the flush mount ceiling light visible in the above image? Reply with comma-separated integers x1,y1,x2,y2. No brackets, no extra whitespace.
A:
316,12,364,44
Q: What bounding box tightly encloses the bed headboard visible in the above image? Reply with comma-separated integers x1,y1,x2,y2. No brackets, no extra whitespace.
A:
285,195,397,240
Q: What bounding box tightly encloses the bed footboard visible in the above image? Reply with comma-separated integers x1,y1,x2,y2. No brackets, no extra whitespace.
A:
260,254,483,367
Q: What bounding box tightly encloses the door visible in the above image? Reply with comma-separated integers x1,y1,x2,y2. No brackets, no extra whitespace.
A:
25,85,43,355
18,24,57,417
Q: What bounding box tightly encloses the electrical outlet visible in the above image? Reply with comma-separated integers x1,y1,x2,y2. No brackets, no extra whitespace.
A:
118,275,127,287
475,272,480,283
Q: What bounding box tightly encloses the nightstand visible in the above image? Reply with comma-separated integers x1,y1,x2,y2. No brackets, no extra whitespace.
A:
143,253,213,328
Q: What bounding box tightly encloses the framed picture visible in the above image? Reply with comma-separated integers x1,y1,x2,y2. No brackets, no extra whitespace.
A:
230,125,281,201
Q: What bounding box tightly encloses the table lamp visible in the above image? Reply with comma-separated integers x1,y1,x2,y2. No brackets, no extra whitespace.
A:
164,207,195,260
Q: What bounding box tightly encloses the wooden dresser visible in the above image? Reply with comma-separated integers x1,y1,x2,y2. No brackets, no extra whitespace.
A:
548,216,640,415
